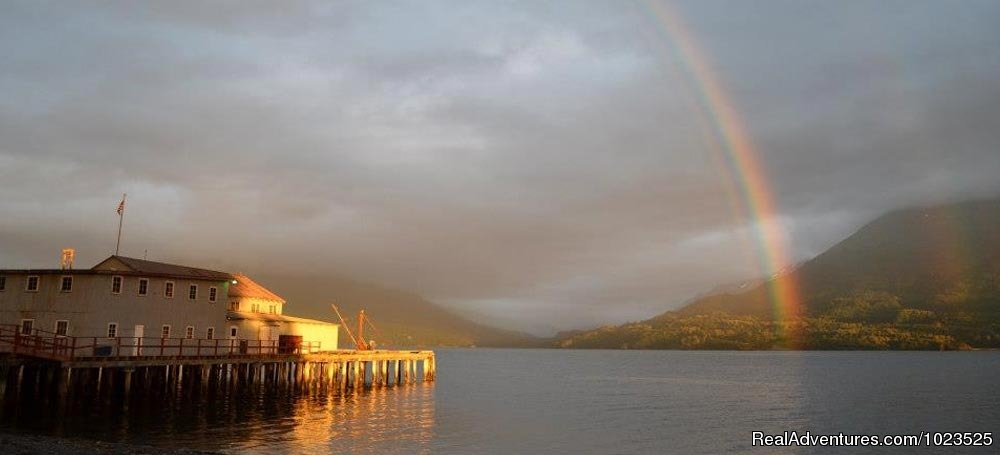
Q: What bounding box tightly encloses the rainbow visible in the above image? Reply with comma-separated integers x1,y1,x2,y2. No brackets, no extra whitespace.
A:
641,1,804,340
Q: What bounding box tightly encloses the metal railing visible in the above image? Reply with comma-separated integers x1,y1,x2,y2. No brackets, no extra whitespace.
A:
0,324,321,361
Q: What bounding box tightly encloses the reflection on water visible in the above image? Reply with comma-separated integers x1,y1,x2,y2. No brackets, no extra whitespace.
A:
3,350,999,454
0,376,436,454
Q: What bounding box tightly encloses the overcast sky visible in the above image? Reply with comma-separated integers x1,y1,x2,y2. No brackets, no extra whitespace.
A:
2,1,999,334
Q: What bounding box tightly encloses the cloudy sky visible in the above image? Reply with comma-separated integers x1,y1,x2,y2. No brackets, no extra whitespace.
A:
2,0,999,334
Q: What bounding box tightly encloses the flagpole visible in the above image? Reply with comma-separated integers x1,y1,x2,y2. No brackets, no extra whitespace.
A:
116,193,126,256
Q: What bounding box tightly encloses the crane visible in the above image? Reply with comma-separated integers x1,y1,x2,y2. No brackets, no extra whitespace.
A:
331,304,380,351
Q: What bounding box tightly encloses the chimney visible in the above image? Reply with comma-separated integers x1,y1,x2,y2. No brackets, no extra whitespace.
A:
61,248,75,270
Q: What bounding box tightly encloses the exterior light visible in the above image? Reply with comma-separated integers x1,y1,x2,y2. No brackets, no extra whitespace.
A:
231,279,238,284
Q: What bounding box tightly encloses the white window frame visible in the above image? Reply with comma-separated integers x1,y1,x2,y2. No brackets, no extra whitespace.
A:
20,319,34,335
188,284,198,300
55,319,69,336
107,322,118,338
164,281,175,298
138,278,150,296
111,275,123,294
185,326,195,339
25,275,40,292
161,325,171,339
209,286,218,302
206,327,215,340
60,275,73,293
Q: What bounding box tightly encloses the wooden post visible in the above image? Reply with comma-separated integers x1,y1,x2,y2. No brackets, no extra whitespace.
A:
123,368,133,396
56,367,71,399
15,365,24,393
95,367,103,395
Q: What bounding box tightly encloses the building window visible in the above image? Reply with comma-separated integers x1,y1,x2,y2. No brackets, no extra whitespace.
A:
25,276,40,292
185,326,195,339
228,301,239,311
269,305,276,314
107,322,118,338
209,286,218,302
20,319,34,335
138,278,149,296
230,327,238,338
111,276,123,294
188,284,198,300
164,281,174,298
251,303,260,313
55,320,69,336
161,325,171,338
206,327,215,340
0,275,6,291
60,276,73,293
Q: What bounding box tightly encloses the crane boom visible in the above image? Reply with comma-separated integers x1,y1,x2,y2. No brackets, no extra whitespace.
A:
331,304,364,350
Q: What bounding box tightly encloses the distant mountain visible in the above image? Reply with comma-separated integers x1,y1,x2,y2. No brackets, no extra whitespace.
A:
681,199,1000,318
251,273,538,348
556,199,1000,350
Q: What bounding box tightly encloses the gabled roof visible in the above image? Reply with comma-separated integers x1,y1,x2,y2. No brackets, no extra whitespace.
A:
228,273,285,303
91,255,233,281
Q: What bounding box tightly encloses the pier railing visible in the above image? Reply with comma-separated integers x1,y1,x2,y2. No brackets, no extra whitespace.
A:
0,324,321,361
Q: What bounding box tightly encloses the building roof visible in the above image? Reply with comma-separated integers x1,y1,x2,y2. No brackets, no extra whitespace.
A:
228,273,285,303
91,255,233,281
226,311,338,326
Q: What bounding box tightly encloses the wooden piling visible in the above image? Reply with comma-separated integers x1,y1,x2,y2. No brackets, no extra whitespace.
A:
123,368,133,396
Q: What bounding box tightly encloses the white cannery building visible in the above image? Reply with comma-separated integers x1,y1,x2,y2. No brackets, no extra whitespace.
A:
0,253,338,353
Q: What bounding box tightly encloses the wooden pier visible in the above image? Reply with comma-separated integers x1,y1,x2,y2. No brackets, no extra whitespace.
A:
0,325,435,399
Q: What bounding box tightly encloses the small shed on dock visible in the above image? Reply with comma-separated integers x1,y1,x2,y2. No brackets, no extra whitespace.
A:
226,274,339,352
226,311,339,353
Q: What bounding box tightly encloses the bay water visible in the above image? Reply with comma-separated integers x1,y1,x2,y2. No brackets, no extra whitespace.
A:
2,349,998,454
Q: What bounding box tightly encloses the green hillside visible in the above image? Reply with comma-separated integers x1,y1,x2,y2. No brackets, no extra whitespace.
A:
556,199,1000,350
251,273,538,348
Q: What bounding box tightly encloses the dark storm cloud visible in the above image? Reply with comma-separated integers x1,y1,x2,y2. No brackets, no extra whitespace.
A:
2,1,999,333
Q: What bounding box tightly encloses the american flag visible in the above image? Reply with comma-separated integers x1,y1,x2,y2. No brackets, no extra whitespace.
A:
116,194,126,215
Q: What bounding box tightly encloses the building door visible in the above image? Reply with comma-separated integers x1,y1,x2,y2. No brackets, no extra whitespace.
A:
267,325,279,354
133,325,144,356
229,326,238,353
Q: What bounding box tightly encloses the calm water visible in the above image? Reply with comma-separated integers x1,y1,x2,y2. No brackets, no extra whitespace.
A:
2,350,999,454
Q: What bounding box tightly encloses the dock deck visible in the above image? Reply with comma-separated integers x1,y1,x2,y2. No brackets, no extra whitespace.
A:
0,325,435,397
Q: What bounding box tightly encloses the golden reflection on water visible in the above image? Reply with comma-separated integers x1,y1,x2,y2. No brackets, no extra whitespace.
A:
220,383,437,454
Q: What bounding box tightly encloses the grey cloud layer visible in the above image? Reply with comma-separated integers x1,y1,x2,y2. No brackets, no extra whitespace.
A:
2,1,998,333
